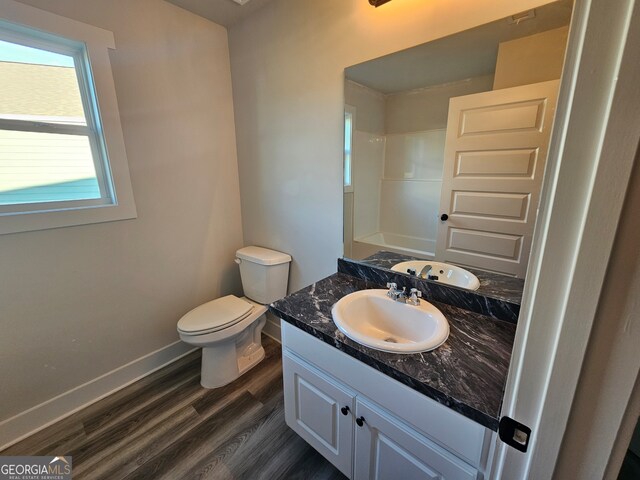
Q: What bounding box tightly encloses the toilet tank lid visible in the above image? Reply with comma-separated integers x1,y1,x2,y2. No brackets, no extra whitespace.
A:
236,246,291,266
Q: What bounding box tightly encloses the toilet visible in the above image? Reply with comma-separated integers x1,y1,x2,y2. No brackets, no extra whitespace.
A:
177,246,291,388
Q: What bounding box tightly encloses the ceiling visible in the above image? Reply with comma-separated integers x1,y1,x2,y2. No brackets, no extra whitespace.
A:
166,0,276,27
165,1,573,85
346,0,573,94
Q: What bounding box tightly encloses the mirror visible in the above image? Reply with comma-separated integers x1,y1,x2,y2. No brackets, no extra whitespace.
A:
343,0,573,290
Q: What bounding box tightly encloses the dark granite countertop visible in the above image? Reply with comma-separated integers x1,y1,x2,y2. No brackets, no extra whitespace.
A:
270,272,516,431
356,251,525,305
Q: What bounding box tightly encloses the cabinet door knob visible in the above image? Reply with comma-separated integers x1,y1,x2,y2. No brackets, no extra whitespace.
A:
341,406,350,416
440,213,449,221
356,416,365,427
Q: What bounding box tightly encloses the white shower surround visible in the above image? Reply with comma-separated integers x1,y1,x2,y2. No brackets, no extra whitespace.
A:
352,129,445,258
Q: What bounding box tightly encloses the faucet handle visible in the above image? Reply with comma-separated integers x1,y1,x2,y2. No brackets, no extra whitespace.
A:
407,288,422,306
386,282,397,290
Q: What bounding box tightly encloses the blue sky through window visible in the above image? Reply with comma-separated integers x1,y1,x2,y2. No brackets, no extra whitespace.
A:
0,39,74,67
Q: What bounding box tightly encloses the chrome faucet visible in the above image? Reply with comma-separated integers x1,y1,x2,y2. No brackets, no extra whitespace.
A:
419,264,433,279
386,283,422,305
386,283,407,303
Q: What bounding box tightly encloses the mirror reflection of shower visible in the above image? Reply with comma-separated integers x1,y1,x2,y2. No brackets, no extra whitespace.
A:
343,78,487,260
343,1,572,268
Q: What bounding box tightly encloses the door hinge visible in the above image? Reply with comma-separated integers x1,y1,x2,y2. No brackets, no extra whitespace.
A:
498,416,531,453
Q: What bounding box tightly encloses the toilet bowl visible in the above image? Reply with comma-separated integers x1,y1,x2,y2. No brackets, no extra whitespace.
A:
177,246,291,388
178,295,268,388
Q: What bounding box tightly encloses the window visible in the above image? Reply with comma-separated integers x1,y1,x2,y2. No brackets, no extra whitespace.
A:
0,36,108,207
344,106,355,193
0,1,136,234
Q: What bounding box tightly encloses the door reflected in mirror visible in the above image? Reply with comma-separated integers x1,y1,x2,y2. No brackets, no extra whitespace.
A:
343,0,573,281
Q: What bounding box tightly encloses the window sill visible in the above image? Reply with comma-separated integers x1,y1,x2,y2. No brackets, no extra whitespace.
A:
0,201,137,235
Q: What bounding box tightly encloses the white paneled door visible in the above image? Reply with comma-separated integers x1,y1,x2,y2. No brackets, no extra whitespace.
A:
436,80,559,277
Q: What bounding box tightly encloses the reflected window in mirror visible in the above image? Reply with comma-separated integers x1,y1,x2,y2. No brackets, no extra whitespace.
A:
344,106,355,193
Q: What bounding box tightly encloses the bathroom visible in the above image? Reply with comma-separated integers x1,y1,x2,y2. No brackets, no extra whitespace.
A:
0,0,638,479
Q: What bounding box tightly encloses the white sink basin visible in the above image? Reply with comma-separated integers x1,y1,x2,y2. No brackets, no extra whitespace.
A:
331,289,449,354
391,261,480,291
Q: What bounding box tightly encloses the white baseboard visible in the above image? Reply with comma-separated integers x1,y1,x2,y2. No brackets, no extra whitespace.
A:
262,311,282,343
0,340,196,451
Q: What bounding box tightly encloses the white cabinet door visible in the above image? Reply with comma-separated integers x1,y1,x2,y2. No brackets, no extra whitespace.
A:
354,399,478,480
282,352,355,477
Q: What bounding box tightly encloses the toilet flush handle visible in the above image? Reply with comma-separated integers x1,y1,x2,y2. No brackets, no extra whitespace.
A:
235,258,242,264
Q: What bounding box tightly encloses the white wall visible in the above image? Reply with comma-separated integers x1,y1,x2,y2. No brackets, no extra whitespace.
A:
229,0,555,291
493,26,569,90
0,0,243,422
553,151,640,479
344,80,385,134
385,75,495,134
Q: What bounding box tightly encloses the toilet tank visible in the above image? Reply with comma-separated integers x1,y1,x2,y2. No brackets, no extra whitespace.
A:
236,246,292,304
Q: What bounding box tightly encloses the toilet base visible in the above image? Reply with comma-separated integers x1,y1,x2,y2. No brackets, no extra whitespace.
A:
199,314,267,389
238,345,265,376
200,344,265,389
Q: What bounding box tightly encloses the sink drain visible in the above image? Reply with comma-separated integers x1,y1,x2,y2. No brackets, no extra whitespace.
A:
384,337,397,343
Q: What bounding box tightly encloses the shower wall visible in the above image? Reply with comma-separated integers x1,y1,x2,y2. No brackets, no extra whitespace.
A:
344,80,384,257
344,76,493,258
379,129,445,249
353,131,385,239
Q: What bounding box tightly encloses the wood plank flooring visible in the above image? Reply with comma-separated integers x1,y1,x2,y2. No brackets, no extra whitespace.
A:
1,336,346,480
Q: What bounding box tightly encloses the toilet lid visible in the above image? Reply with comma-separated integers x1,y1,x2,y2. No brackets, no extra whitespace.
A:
177,295,253,335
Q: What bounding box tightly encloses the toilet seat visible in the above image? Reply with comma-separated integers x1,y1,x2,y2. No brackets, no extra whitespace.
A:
177,295,254,336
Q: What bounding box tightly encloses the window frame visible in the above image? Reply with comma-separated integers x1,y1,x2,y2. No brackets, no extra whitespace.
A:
0,0,136,234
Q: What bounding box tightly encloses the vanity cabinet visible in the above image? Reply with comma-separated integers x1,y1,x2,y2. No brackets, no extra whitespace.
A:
281,321,494,480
